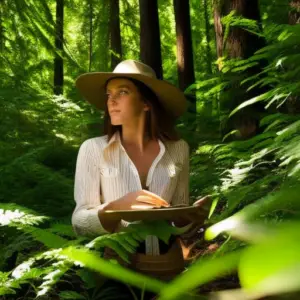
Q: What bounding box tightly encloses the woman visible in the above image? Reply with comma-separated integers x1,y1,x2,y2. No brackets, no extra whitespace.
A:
72,60,204,297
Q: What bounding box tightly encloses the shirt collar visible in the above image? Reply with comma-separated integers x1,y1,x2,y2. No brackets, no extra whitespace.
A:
104,130,166,152
102,131,177,189
103,131,121,151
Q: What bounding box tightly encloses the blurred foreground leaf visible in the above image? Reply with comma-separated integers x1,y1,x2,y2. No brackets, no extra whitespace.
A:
61,247,165,294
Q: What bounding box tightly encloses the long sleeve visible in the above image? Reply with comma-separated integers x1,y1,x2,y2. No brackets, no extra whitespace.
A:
72,139,109,236
171,140,190,206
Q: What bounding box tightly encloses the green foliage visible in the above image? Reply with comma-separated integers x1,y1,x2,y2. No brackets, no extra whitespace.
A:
159,251,242,300
0,202,191,298
159,220,300,300
2,0,300,299
61,247,165,293
184,13,300,298
120,0,140,62
222,10,263,40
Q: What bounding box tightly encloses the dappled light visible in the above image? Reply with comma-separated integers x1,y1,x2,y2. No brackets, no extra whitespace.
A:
0,207,47,227
1,0,300,299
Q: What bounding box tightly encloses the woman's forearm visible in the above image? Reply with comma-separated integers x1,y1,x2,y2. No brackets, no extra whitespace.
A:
97,200,122,233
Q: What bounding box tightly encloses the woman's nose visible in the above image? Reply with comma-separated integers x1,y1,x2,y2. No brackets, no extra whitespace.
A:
108,100,118,110
108,94,119,104
109,97,118,106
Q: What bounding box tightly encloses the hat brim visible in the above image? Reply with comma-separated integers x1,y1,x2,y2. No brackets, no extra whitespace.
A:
75,72,187,117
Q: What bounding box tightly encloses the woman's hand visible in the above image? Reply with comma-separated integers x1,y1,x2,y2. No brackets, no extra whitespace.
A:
106,190,169,211
98,190,169,233
172,195,211,227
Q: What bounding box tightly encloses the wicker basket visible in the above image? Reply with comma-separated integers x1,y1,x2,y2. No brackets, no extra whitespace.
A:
129,239,184,280
103,238,184,281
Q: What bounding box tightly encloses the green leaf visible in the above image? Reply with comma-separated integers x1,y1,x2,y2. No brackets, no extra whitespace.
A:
0,287,16,296
229,90,277,117
208,197,219,219
205,184,300,240
238,223,300,297
222,130,238,142
59,291,86,299
49,223,76,238
76,269,99,289
61,247,165,294
159,251,242,300
276,120,300,142
231,61,259,72
126,220,191,244
25,227,68,248
265,93,290,109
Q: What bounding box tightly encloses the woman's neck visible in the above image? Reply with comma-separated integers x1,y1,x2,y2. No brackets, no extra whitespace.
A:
121,126,151,153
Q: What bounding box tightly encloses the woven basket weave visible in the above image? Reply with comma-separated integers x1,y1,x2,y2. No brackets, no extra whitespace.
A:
103,238,184,281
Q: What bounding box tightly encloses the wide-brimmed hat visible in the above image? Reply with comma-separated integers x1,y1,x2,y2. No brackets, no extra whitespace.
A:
75,60,187,117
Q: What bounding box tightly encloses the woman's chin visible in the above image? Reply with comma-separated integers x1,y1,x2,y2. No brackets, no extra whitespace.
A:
111,119,122,126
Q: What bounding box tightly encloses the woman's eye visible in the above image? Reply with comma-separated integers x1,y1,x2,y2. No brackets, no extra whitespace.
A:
105,90,128,101
119,90,128,95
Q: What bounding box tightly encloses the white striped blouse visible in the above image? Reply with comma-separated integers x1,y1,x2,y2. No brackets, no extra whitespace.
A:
72,130,189,255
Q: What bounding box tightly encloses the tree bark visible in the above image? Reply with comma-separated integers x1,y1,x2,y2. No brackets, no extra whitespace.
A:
213,0,265,139
173,0,195,91
110,0,122,70
54,0,64,95
0,0,4,53
289,0,300,24
88,0,93,72
285,1,300,114
139,0,163,79
101,1,110,72
203,0,212,74
214,0,265,61
213,2,223,60
173,0,196,115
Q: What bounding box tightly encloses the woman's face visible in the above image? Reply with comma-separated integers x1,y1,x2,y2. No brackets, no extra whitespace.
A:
105,78,149,126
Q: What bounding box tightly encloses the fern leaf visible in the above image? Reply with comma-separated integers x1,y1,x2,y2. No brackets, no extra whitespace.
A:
24,227,69,248
59,291,86,299
61,247,165,293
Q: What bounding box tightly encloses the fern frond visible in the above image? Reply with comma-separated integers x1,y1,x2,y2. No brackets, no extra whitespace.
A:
276,120,300,142
0,204,48,227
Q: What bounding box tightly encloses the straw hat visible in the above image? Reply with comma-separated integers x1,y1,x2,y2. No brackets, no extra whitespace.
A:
75,60,187,117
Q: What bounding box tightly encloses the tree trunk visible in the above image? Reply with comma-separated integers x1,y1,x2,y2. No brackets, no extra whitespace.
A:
173,0,196,115
199,0,214,123
110,0,122,70
88,0,93,72
0,0,4,53
213,1,223,60
54,0,64,95
100,1,110,72
213,0,265,139
289,0,300,24
173,0,195,91
203,0,212,74
213,0,265,61
139,0,163,79
285,1,300,114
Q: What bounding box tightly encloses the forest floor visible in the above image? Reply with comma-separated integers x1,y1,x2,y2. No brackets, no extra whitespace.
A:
181,231,240,295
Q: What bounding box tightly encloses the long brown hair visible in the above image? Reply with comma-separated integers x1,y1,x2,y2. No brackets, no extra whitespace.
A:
103,77,180,142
